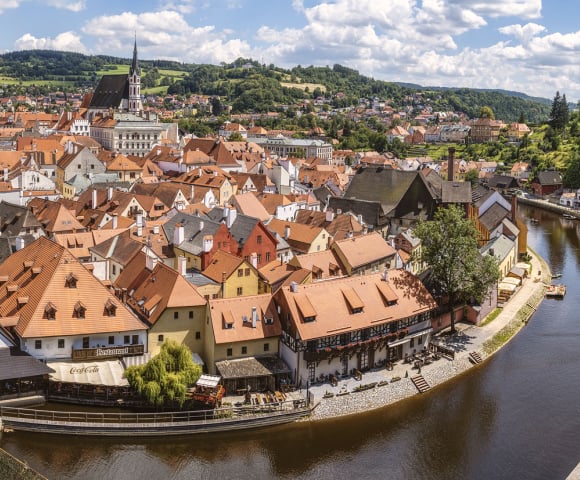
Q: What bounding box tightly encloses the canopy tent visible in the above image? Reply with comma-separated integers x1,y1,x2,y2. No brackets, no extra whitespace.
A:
47,360,129,387
498,282,517,292
502,276,521,286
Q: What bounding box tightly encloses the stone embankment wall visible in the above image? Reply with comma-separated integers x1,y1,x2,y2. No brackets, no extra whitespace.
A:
0,448,47,480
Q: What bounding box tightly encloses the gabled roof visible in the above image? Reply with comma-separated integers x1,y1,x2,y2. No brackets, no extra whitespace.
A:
0,201,43,237
89,232,143,265
535,171,563,186
207,207,264,248
441,181,472,204
27,198,85,234
231,193,271,222
481,234,515,262
331,232,396,269
162,212,224,255
0,237,145,339
289,249,345,279
89,75,129,109
275,270,436,341
208,294,281,344
115,252,205,326
267,218,326,253
294,210,364,240
202,250,251,283
479,202,510,232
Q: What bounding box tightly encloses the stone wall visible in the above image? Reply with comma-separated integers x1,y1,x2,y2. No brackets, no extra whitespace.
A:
0,448,46,480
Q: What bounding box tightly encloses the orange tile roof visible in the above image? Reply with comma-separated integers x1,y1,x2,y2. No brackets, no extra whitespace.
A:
331,232,395,269
208,294,281,344
202,250,246,283
0,237,146,339
276,270,436,341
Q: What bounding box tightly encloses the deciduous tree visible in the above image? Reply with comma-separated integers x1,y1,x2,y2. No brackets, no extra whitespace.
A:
413,205,500,332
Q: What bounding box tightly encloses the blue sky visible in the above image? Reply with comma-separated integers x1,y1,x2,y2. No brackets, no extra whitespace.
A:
1,0,579,101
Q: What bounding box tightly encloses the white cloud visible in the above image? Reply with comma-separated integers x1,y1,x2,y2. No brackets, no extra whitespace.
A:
14,31,87,52
292,0,304,13
499,23,546,44
45,0,86,12
0,0,21,14
82,10,255,64
447,0,542,19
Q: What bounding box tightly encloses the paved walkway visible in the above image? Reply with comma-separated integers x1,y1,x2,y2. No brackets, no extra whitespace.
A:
305,250,550,420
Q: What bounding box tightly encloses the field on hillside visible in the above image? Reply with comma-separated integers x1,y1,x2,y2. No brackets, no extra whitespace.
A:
280,82,326,93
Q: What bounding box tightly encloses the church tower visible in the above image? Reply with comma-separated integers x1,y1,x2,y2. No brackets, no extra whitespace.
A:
128,36,142,113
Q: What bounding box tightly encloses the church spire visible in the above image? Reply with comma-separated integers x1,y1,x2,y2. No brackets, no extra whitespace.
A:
130,34,140,77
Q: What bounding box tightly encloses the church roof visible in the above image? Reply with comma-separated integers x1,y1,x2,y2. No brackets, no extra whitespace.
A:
89,75,129,110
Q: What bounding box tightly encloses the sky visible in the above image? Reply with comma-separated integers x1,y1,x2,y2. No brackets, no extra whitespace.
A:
1,0,579,102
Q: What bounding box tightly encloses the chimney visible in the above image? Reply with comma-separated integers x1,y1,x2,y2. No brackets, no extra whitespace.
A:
137,225,143,237
489,248,495,256
112,214,118,229
511,194,518,224
15,236,25,251
174,222,185,245
178,255,187,276
3,168,8,182
448,147,455,181
153,224,159,235
203,235,214,253
250,252,258,268
290,281,299,293
145,254,158,271
381,268,389,282
92,189,98,209
251,307,257,328
199,220,204,232
325,209,335,222
136,213,143,227
357,214,363,225
190,185,194,200
284,225,291,240
226,207,237,228
107,186,113,202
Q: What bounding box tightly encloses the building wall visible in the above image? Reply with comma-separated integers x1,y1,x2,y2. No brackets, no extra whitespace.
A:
238,223,277,268
148,306,206,357
223,265,259,298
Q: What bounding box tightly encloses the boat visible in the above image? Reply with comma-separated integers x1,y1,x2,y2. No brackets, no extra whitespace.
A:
551,273,562,279
562,213,576,219
530,218,540,224
545,284,566,298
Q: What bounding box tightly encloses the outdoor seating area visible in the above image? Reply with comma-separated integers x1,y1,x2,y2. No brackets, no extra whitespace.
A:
404,349,442,369
249,390,287,406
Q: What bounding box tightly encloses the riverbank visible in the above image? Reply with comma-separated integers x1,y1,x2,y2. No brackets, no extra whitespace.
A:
306,249,548,422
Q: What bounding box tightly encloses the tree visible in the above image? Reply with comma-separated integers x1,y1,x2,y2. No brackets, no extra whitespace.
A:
227,132,244,142
479,106,495,120
563,152,580,188
464,169,479,186
413,205,500,333
550,91,569,131
124,340,202,408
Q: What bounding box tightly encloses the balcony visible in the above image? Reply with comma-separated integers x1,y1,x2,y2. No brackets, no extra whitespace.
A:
71,344,144,361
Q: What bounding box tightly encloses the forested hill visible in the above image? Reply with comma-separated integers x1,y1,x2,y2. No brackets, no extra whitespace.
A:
0,50,551,123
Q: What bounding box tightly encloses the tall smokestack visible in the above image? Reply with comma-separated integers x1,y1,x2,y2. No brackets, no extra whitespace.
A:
448,147,455,182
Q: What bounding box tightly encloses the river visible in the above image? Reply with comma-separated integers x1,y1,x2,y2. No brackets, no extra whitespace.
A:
1,204,579,480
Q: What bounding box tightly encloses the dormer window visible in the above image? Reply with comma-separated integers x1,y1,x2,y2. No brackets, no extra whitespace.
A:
45,302,57,320
342,287,364,314
104,299,117,317
74,301,86,319
65,273,78,288
223,311,235,329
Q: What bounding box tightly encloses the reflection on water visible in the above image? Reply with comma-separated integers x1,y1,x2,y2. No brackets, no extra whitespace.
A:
2,205,580,480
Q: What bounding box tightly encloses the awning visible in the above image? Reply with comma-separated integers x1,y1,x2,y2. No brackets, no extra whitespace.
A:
498,282,517,292
196,374,221,388
192,352,205,366
388,328,433,347
47,360,129,387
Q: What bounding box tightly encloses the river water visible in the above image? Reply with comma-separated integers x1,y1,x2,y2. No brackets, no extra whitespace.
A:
2,204,579,480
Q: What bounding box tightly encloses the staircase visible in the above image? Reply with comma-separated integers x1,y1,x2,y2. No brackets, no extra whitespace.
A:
411,375,430,393
469,351,483,364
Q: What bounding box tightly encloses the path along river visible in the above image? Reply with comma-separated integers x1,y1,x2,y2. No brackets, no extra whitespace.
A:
1,204,580,480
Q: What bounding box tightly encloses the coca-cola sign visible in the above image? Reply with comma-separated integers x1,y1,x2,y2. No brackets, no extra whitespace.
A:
69,365,99,374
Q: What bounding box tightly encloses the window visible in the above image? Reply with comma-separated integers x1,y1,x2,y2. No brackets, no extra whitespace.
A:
241,346,247,354
244,268,250,276
237,287,243,296
158,334,164,342
227,348,233,357
257,254,262,264
108,336,115,345
112,265,116,275
238,268,243,277
132,335,139,345
410,338,414,348
74,301,86,319
195,331,201,340
264,343,270,352
124,335,130,344
58,339,65,349
266,252,271,262
257,235,262,244
35,340,42,350
189,311,194,319
174,311,179,319
83,337,89,349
